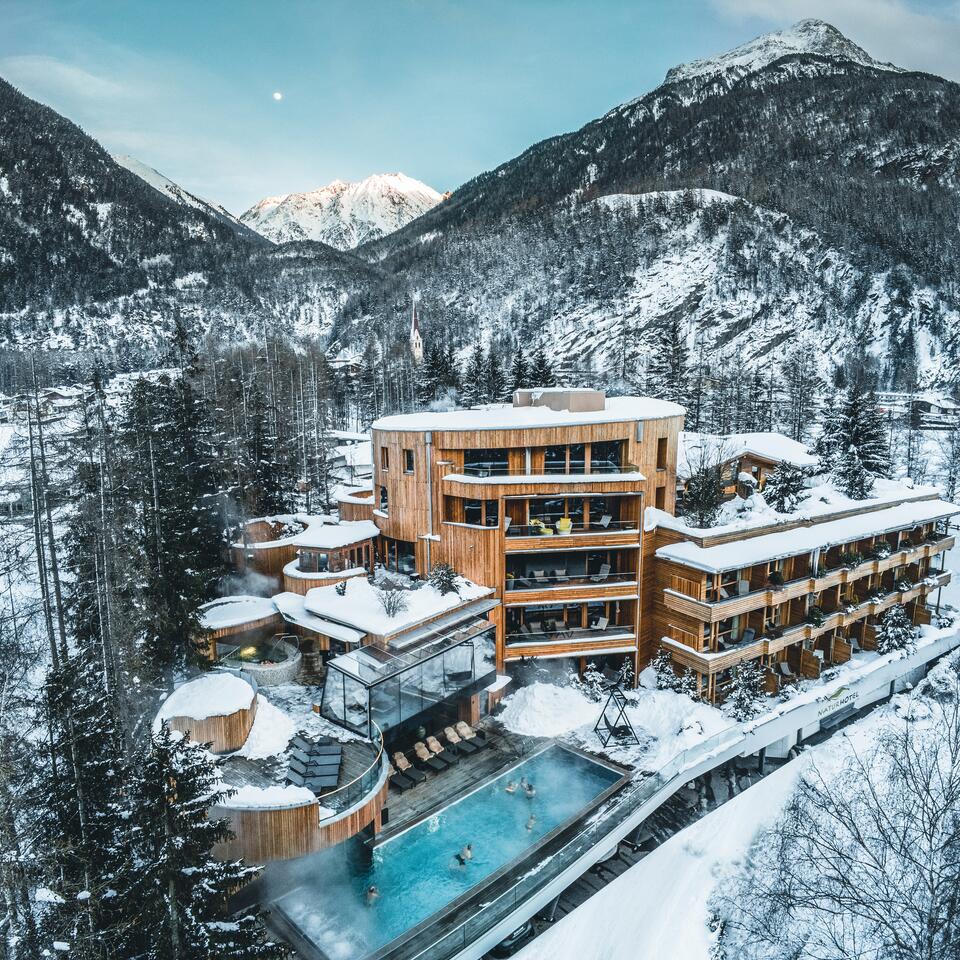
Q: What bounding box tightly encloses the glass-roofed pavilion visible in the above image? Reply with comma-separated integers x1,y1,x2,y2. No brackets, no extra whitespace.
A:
320,611,497,743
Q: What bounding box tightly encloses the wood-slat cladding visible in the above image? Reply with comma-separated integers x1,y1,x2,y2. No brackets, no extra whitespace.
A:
167,697,257,754
371,412,683,675
211,778,388,864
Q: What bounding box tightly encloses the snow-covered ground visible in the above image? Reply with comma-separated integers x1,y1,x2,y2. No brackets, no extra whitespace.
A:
517,650,959,960
498,671,733,772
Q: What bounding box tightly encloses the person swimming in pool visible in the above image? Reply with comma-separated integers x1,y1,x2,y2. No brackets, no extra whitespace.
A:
366,885,380,905
526,814,537,831
524,781,537,799
453,843,473,867
504,780,518,794
519,776,529,791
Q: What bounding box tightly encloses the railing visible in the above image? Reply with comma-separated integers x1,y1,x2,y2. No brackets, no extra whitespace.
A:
505,571,637,591
669,574,705,600
505,624,636,647
458,462,640,478
666,623,701,648
317,723,386,816
506,520,637,537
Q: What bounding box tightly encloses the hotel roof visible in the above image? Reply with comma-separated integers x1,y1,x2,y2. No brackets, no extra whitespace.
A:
372,395,685,433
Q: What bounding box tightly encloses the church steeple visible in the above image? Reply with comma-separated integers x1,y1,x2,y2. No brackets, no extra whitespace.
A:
409,301,424,363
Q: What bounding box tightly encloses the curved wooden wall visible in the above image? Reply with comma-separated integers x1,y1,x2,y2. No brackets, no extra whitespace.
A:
167,696,257,753
338,488,375,522
211,772,389,864
281,566,366,596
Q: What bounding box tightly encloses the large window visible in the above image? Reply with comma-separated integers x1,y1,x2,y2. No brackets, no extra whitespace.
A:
382,537,416,575
544,443,587,474
463,449,509,476
444,496,500,527
592,439,625,473
299,549,329,573
404,449,414,473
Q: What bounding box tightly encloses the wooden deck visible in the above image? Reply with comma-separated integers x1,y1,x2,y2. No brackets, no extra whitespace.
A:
380,728,549,838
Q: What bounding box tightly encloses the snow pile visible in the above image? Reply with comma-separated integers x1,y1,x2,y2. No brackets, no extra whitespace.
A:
498,678,730,768
233,696,295,759
222,784,316,809
498,683,600,737
155,674,255,724
303,575,493,636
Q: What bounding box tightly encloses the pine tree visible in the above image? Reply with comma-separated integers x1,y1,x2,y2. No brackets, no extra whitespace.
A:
428,562,460,596
779,345,821,441
651,648,681,691
818,384,890,488
763,462,807,513
120,726,284,960
725,661,766,721
875,603,917,655
529,344,555,388
509,345,529,395
645,316,689,408
676,667,700,701
461,343,487,406
835,445,874,499
485,348,506,403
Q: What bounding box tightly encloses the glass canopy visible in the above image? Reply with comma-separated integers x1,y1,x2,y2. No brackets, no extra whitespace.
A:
320,618,497,741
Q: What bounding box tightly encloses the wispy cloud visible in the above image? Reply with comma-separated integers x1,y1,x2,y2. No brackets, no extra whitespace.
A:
0,53,148,103
713,0,960,80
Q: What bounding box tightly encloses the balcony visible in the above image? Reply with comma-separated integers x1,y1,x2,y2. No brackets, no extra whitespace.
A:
504,621,636,651
505,569,638,593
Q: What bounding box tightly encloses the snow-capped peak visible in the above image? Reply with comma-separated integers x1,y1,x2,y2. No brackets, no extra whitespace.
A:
240,173,443,249
665,19,904,86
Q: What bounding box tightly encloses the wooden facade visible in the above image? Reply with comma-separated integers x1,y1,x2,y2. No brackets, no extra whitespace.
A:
167,696,258,754
212,772,388,864
371,406,684,675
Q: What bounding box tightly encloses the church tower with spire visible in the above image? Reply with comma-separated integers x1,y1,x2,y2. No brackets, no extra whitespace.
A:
409,302,424,364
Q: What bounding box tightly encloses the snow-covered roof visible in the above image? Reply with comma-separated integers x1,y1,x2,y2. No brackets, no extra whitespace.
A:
651,478,943,540
656,497,960,573
272,591,365,644
303,576,494,637
220,784,317,810
231,514,377,551
156,674,255,723
198,595,278,631
333,441,372,467
678,431,816,479
372,395,685,433
330,429,370,443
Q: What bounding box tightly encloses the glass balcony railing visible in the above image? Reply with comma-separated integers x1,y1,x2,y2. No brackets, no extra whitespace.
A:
505,570,637,591
506,519,637,537
459,462,640,478
505,623,636,646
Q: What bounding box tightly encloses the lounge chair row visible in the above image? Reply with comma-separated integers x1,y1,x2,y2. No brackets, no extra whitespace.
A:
389,723,489,792
285,735,343,794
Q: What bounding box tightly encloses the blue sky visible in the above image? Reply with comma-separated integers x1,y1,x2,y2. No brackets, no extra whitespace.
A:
3,0,959,214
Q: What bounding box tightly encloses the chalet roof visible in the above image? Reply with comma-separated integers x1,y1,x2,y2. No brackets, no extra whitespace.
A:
198,595,278,631
677,431,817,479
656,497,960,573
372,395,685,433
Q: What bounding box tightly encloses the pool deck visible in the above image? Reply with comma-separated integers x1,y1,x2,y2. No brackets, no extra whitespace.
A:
380,729,559,839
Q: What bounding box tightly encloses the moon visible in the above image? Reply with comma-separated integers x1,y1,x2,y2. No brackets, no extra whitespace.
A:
272,91,283,101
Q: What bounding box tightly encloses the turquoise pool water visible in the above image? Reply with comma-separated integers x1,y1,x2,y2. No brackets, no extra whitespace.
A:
272,744,621,960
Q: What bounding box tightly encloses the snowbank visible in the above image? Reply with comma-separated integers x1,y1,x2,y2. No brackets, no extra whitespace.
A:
498,684,600,737
233,696,295,759
155,674,255,724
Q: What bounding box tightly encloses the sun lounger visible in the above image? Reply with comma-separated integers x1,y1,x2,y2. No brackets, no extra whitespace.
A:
414,742,449,771
455,721,488,748
590,563,612,583
591,616,609,631
445,726,478,754
777,661,795,678
427,735,459,764
388,764,415,792
532,569,548,585
553,568,570,583
305,774,340,792
393,752,427,783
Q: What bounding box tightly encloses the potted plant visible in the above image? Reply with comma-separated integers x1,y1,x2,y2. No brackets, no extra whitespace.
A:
767,570,784,588
805,605,826,627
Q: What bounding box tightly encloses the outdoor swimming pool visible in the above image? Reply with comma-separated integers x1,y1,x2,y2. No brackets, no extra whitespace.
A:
270,744,623,960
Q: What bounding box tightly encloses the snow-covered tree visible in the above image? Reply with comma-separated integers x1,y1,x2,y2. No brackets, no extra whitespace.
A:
762,462,807,513
509,345,529,394
651,648,682,692
645,315,689,408
818,384,890,497
725,661,766,721
428,562,461,596
676,667,701,701
875,603,917,655
682,462,725,527
461,342,487,406
121,726,284,960
529,344,555,388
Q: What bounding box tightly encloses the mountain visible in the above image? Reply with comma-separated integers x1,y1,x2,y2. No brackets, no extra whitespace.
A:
2,20,960,393
112,154,256,237
240,173,443,248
